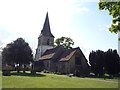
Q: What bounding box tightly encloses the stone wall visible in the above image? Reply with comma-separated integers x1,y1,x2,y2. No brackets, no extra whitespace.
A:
42,48,89,76
35,45,53,61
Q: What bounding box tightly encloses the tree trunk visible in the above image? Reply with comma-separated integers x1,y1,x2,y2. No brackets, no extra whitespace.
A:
23,64,26,73
17,64,22,73
23,70,25,73
17,70,20,73
31,70,36,74
16,66,20,73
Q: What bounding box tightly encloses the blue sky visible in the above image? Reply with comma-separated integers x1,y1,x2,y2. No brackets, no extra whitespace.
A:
0,0,118,59
71,2,117,50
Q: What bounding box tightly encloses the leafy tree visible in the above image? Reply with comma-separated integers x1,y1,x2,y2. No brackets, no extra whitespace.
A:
55,37,74,49
2,38,33,73
104,49,120,76
2,43,14,65
89,49,120,77
89,50,105,76
98,1,120,34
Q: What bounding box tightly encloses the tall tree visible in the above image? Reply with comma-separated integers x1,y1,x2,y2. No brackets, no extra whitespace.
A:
89,49,120,76
55,37,74,49
2,38,33,73
2,43,14,65
98,1,120,34
104,49,120,76
89,50,105,76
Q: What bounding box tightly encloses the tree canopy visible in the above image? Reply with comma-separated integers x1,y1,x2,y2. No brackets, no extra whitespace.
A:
89,49,120,76
55,37,74,49
2,38,33,69
89,50,105,76
104,49,120,75
98,1,120,34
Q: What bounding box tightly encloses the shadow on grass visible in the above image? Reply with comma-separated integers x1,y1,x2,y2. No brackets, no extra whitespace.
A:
11,72,46,77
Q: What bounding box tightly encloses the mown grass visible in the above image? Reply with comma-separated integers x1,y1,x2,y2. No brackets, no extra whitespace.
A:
2,71,119,88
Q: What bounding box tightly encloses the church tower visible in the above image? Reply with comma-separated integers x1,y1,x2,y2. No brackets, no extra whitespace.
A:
35,12,54,61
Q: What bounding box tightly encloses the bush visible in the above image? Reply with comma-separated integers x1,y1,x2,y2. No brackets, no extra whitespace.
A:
2,70,11,76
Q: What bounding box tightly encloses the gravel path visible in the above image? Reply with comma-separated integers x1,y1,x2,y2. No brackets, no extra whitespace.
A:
42,73,119,83
82,78,119,83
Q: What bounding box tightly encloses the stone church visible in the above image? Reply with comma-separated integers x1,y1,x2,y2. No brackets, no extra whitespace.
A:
35,12,54,61
35,12,89,75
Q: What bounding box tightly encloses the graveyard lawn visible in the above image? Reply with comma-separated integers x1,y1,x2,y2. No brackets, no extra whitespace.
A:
2,71,118,88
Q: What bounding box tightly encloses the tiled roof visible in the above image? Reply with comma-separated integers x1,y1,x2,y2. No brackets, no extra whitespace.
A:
40,46,62,60
40,46,79,62
40,53,55,60
59,48,78,61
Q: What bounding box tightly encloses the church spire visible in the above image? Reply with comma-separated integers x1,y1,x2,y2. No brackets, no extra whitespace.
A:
41,12,54,38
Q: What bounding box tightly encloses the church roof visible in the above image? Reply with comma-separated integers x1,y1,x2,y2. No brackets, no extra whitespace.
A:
40,12,54,38
59,48,78,61
40,46,82,62
40,46,61,60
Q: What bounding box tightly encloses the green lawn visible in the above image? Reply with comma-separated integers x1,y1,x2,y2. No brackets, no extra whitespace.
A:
2,71,119,88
